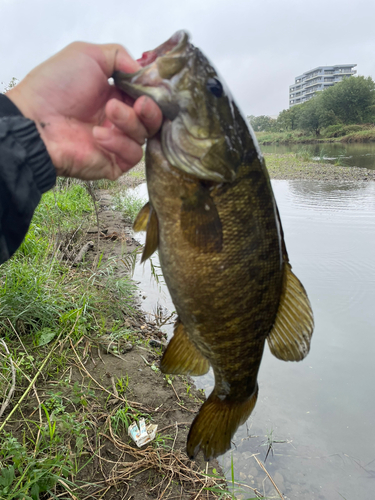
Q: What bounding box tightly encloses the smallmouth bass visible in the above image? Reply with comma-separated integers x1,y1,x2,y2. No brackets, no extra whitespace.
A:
114,31,314,460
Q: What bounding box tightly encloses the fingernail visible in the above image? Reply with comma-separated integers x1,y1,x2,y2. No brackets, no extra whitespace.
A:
93,126,111,140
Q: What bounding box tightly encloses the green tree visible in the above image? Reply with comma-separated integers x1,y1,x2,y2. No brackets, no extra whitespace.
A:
319,75,375,124
296,98,321,135
276,107,299,131
248,115,276,132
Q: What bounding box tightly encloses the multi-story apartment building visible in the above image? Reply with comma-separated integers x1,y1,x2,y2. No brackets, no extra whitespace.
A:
289,64,357,107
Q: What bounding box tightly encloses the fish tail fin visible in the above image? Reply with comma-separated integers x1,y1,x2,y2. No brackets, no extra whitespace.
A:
187,386,258,460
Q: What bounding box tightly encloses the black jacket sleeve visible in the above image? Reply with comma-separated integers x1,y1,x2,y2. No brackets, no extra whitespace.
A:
0,94,56,264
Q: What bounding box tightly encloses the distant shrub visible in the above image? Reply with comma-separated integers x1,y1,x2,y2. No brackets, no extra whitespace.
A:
322,124,345,138
342,124,366,134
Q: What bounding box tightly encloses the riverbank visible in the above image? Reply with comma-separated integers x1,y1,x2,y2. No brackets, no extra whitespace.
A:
256,125,375,146
264,153,375,181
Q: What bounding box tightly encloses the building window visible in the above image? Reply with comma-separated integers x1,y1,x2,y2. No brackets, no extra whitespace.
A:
290,100,294,104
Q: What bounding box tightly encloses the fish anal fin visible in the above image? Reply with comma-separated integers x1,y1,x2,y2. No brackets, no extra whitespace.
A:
160,319,210,376
180,187,222,253
267,263,314,361
133,202,151,232
187,386,258,461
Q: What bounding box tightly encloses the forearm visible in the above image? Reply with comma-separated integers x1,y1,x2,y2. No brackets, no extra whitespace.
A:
0,94,56,264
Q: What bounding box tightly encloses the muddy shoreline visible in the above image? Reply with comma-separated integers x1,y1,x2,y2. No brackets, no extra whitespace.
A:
264,153,375,181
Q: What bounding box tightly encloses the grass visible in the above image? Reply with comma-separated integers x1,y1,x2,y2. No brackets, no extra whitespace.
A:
112,191,147,222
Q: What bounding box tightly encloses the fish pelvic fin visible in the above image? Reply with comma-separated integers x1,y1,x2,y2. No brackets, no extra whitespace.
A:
180,186,222,253
133,202,150,232
187,386,258,461
133,202,159,262
160,319,210,376
267,263,314,361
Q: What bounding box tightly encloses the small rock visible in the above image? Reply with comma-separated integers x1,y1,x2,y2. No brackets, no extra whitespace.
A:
149,339,163,348
122,342,133,353
239,471,247,480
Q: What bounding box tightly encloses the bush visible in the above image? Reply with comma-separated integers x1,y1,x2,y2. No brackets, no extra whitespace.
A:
322,124,345,138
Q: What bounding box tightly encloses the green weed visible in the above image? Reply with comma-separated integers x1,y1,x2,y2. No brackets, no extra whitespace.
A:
116,375,130,395
110,404,148,435
295,146,312,162
152,433,174,450
0,428,76,500
112,191,146,222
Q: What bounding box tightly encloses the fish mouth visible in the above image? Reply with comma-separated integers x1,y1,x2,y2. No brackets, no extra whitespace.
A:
113,31,190,120
136,30,189,67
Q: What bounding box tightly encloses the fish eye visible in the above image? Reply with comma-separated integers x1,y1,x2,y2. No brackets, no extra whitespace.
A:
206,78,223,98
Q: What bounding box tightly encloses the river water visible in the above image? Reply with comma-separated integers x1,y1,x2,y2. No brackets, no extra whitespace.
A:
130,178,375,500
262,142,375,170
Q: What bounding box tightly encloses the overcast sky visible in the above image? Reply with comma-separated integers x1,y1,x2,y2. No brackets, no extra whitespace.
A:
1,0,375,117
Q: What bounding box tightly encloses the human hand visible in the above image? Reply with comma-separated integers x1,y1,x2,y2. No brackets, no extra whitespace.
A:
7,42,162,180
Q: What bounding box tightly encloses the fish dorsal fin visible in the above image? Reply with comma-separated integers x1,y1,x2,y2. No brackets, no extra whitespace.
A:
133,202,159,262
180,187,223,253
160,319,210,376
267,263,314,361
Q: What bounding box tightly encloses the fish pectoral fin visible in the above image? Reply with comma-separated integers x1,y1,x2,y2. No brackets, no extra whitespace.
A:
187,386,258,461
133,202,151,232
267,263,314,361
180,187,222,253
160,319,210,376
133,202,159,262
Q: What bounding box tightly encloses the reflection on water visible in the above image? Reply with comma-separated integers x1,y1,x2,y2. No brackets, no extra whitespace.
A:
131,180,375,500
262,142,375,170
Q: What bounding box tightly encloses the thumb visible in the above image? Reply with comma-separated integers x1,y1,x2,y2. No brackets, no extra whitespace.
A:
96,43,141,77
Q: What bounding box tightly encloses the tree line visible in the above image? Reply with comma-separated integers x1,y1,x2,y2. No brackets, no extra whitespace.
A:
249,76,375,135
